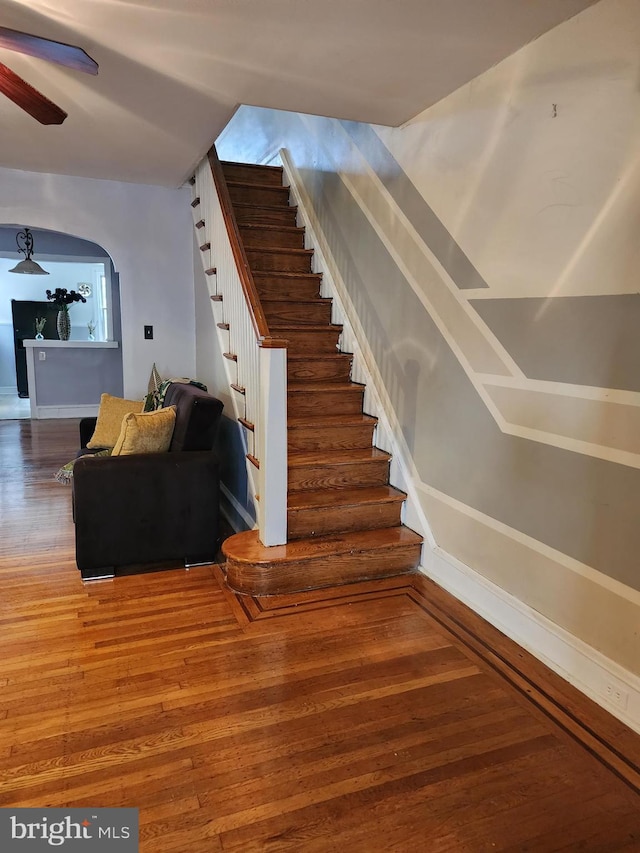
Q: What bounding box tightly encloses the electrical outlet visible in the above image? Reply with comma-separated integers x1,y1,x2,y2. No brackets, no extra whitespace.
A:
604,681,629,710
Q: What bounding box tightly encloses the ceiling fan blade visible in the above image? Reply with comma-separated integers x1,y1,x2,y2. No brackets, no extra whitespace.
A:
0,61,67,124
0,27,98,75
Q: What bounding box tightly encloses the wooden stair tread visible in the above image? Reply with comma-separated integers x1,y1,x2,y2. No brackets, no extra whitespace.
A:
288,413,376,428
287,485,406,510
226,180,289,191
262,297,331,305
223,526,421,565
252,270,320,280
271,323,343,332
233,202,298,215
288,447,391,466
288,381,364,393
245,246,313,256
239,223,304,235
221,160,283,173
288,353,353,364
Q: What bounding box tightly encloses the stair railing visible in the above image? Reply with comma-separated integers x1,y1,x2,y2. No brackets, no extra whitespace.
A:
192,145,288,546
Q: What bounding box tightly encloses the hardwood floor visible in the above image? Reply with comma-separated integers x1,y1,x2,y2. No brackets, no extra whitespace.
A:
1,418,639,851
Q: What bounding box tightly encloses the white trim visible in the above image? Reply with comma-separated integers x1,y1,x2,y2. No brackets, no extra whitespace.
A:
258,146,284,168
422,547,640,734
257,344,288,546
286,117,640,471
33,404,99,419
0,386,17,395
464,286,640,300
331,119,524,379
496,419,640,470
25,346,36,418
220,482,256,531
23,340,118,349
337,160,640,468
417,479,640,606
476,373,640,407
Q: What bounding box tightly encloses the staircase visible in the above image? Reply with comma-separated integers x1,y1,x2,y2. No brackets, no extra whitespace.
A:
219,161,423,595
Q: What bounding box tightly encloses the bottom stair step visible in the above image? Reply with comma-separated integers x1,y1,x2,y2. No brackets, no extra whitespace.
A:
222,526,423,595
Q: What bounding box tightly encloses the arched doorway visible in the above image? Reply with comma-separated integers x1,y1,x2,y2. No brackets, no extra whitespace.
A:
0,225,122,419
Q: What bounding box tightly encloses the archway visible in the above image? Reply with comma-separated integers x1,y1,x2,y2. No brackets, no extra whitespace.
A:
0,225,122,419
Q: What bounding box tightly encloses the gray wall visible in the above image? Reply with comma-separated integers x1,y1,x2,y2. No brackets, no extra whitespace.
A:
0,169,196,399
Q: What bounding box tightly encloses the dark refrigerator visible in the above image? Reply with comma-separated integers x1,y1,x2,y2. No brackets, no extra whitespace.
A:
11,300,60,397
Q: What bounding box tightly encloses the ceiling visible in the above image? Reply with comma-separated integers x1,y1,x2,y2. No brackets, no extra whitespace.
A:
0,0,599,188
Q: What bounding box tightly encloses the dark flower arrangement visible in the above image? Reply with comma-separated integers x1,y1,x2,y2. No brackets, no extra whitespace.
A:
46,288,87,309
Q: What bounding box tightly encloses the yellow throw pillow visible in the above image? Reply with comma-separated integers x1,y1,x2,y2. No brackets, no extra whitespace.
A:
87,393,144,449
112,406,177,456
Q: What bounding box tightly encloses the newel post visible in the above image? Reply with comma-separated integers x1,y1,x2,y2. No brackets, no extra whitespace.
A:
257,339,288,546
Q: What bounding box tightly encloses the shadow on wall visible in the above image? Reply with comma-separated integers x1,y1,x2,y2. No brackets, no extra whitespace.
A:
217,414,256,532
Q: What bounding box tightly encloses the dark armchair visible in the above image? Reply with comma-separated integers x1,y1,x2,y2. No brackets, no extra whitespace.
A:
73,383,224,580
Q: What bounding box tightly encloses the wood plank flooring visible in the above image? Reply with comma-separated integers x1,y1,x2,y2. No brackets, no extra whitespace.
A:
1,418,639,851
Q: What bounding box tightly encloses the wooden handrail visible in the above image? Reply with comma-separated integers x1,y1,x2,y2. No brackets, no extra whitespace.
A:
207,145,285,347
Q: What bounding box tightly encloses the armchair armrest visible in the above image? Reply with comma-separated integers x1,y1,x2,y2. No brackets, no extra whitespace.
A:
73,450,220,578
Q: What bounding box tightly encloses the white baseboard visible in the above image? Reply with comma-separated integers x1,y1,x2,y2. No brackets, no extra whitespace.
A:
220,482,256,532
34,404,99,419
0,386,18,395
423,546,640,734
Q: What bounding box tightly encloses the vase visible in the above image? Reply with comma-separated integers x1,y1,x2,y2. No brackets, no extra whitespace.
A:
57,308,71,341
35,333,44,340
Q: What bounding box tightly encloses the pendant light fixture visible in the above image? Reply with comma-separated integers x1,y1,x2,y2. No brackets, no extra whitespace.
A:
9,227,49,275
